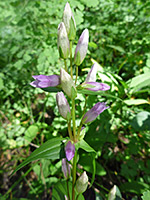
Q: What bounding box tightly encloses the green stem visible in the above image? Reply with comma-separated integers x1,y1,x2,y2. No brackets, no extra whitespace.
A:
70,41,73,79
76,95,88,139
72,151,77,200
67,179,71,200
64,59,67,72
75,65,78,85
67,120,73,140
71,98,76,141
76,194,80,200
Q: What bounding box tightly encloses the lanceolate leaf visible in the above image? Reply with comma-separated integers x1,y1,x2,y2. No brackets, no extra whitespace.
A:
76,139,96,153
77,87,122,101
76,139,96,187
52,181,84,200
11,137,63,176
42,86,61,93
124,99,150,105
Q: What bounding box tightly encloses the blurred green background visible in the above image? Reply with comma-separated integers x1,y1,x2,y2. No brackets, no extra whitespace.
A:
0,0,150,199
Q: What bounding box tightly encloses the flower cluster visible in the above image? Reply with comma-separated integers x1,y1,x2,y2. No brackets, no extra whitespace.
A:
30,2,111,197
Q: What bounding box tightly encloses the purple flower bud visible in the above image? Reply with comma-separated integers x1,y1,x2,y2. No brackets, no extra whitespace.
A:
63,2,76,40
56,92,71,120
60,68,76,98
30,75,60,88
81,126,85,131
85,63,98,82
82,102,109,124
57,22,70,59
74,29,89,66
65,141,75,161
82,82,110,91
62,158,71,179
76,171,88,194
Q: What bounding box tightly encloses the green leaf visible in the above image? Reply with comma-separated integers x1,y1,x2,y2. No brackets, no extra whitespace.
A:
124,99,150,105
24,125,39,145
0,77,4,90
41,87,61,93
80,0,99,7
95,192,103,200
128,72,150,93
130,111,150,131
79,154,106,176
52,181,84,200
23,53,31,62
142,191,150,200
14,60,24,69
89,42,98,49
107,45,125,53
76,139,96,153
120,181,150,195
11,137,63,176
74,9,84,26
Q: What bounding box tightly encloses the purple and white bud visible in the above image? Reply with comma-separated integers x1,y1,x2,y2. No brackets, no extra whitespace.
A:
85,63,98,82
62,158,71,179
81,82,110,92
65,141,75,161
74,29,89,66
57,22,70,59
63,2,76,40
60,68,76,98
76,171,88,194
56,92,71,120
82,102,109,124
30,75,60,88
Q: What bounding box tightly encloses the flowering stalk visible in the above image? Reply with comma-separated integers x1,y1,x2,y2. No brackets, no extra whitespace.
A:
30,2,110,199
77,95,88,138
70,40,73,79
67,120,73,141
71,97,76,141
64,59,67,72
75,66,78,85
72,151,77,200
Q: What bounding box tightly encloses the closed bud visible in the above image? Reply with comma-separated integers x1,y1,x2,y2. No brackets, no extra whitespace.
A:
60,68,76,98
56,92,71,120
65,141,75,161
62,158,71,179
85,63,98,82
76,171,88,194
63,2,76,40
108,185,122,200
74,29,89,66
57,22,70,59
108,185,117,200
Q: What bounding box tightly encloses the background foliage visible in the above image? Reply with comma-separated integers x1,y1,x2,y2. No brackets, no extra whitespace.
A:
0,0,150,199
